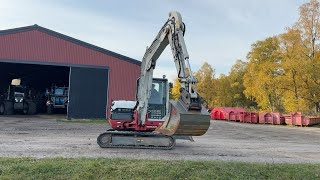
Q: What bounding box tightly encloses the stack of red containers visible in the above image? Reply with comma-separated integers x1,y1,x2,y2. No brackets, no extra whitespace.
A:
224,108,245,121
210,107,223,120
290,112,320,126
210,108,320,126
283,114,292,125
219,107,231,120
250,112,259,123
210,107,245,121
239,112,258,123
259,112,285,125
308,117,320,125
238,112,247,123
291,112,303,126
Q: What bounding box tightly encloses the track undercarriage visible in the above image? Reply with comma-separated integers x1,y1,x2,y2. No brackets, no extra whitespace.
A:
97,130,175,150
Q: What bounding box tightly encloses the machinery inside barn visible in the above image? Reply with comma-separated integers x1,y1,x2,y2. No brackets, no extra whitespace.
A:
0,62,69,115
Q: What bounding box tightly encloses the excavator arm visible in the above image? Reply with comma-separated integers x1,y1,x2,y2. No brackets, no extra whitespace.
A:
137,11,201,125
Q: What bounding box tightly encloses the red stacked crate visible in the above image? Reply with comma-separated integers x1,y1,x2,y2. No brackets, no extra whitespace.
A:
238,112,245,122
225,108,245,121
250,112,259,124
291,112,320,126
242,112,253,123
220,108,233,120
259,112,273,124
228,110,238,121
274,113,285,125
283,114,292,125
210,107,223,120
291,112,303,126
259,112,285,125
240,112,259,124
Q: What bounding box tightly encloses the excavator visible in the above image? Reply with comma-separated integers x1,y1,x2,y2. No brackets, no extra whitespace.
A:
97,11,210,149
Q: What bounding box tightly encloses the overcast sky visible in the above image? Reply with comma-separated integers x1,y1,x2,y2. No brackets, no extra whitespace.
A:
0,0,309,81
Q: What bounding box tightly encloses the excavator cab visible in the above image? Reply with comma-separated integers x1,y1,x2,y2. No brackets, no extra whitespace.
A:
135,77,169,121
108,78,169,131
147,78,168,121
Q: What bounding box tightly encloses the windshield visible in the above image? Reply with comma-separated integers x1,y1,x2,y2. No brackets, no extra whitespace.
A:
149,80,166,105
54,88,64,95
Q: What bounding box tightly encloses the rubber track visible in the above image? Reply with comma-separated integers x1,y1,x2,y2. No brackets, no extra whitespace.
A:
97,129,175,150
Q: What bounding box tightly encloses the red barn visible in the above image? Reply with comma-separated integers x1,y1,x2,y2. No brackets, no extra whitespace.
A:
0,25,141,118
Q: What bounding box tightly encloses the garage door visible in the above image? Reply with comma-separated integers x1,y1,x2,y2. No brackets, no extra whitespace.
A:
68,66,108,119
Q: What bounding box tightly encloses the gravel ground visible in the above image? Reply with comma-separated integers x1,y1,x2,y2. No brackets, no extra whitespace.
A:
0,115,319,163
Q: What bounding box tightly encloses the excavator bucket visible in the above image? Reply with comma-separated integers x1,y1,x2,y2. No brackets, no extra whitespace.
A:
155,100,210,136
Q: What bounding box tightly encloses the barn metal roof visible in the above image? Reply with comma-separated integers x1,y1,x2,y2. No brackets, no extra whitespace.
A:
0,24,141,66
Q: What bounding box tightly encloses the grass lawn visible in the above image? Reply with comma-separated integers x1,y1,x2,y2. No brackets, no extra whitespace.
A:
0,158,319,180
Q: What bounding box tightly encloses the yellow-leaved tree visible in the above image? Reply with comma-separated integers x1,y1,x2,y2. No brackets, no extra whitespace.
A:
291,0,320,113
214,74,232,107
194,62,216,107
228,60,257,108
278,29,309,112
170,78,181,100
243,37,284,112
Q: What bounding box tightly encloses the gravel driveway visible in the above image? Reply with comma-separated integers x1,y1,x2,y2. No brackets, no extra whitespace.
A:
0,115,319,163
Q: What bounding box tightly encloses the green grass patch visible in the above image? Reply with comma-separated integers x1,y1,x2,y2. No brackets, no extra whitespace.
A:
56,119,107,124
0,158,319,180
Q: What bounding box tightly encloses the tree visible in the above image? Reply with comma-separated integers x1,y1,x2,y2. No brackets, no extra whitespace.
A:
294,0,320,60
284,0,320,113
243,37,284,112
194,62,216,107
170,78,181,100
214,74,232,107
213,60,253,108
278,29,309,112
228,60,256,108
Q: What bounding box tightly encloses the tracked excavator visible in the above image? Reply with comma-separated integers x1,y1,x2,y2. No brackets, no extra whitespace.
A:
97,11,210,149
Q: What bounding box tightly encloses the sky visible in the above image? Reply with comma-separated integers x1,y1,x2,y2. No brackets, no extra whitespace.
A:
0,0,309,81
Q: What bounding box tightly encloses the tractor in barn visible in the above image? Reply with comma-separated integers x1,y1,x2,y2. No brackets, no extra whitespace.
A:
45,86,69,114
0,79,37,115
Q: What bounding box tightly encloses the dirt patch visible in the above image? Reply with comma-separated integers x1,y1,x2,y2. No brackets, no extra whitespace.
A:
0,115,319,163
